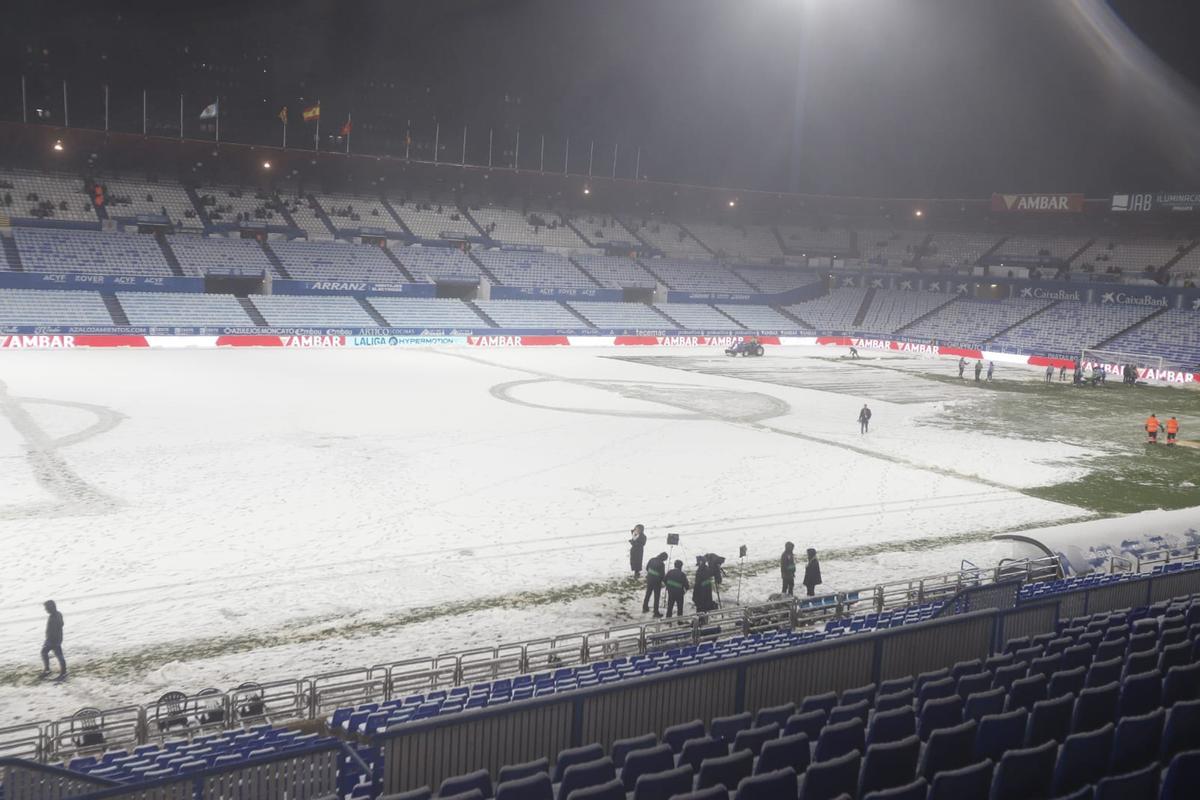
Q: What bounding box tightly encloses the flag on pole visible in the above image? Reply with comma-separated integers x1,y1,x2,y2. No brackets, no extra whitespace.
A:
199,101,218,120
278,106,288,124
340,114,352,137
302,103,321,122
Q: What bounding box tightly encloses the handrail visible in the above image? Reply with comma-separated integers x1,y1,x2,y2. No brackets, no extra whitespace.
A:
1,552,1066,763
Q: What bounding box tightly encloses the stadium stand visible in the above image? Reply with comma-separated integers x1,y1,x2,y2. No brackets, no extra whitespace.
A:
251,295,378,327
1104,309,1200,370
900,296,1055,345
858,229,926,268
100,176,203,231
390,194,479,240
776,225,851,255
14,228,172,276
1075,237,1192,276
367,297,489,328
473,299,585,328
315,192,405,235
0,167,95,223
278,193,335,239
116,292,255,327
733,267,818,294
0,288,113,325
994,234,1090,262
474,250,595,289
654,303,743,330
639,259,752,292
193,185,286,226
267,240,405,282
857,291,952,335
626,217,712,259
392,245,479,283
715,304,805,330
567,214,640,248
684,223,783,262
784,288,868,331
990,300,1159,355
165,235,274,277
572,254,657,288
568,301,671,328
922,232,1002,269
470,204,586,249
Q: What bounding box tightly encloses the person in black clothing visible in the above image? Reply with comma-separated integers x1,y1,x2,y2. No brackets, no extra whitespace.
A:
628,524,647,578
858,404,872,434
41,600,66,679
803,549,823,597
664,560,690,618
643,551,668,617
693,556,715,613
974,360,982,382
780,542,796,595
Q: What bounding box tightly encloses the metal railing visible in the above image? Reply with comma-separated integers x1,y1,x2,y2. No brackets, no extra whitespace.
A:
1,552,1070,763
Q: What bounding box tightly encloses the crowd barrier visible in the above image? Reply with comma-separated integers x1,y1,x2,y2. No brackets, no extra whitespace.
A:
373,564,1200,793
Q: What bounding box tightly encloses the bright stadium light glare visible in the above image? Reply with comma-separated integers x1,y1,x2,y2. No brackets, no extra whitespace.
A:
52,139,64,152
728,199,736,208
262,161,272,170
582,186,591,195
914,209,924,218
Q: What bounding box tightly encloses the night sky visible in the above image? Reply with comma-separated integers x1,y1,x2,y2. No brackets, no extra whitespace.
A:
2,0,1199,198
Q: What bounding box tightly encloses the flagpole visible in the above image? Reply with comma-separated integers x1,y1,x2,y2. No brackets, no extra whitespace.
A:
314,99,320,151
142,90,147,135
282,111,287,149
461,125,467,166
564,137,569,175
488,128,493,168
433,122,440,164
21,75,27,123
539,135,545,173
635,147,641,180
345,113,351,155
62,81,69,128
215,98,220,142
104,85,110,132
588,141,594,177
405,121,411,160
178,94,183,140
612,142,618,179
514,128,520,170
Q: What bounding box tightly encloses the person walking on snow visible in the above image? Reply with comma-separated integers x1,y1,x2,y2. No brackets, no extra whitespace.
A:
803,549,823,597
780,542,797,595
958,357,966,379
643,551,668,617
628,524,647,578
974,360,982,382
41,600,66,679
1146,414,1160,444
858,404,872,434
987,361,994,381
1045,364,1054,383
1167,416,1180,445
664,560,690,618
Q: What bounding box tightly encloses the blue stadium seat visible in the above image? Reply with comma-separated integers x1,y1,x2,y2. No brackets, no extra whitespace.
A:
918,696,962,741
926,758,993,800
1163,749,1200,800
1049,786,1092,800
1162,699,1200,761
1122,650,1158,679
974,710,1028,763
696,749,753,791
861,777,927,800
610,733,656,768
1084,657,1122,689
874,689,914,713
554,745,605,782
867,707,916,746
438,791,484,800
753,703,795,729
557,757,616,800
1159,642,1192,674
956,672,992,701
733,766,798,800
827,700,869,727
619,744,674,792
711,712,753,744
952,659,984,681
840,683,876,707
992,664,1027,692
495,772,553,800
1051,723,1114,796
1163,662,1200,706
914,719,974,781
917,677,955,708
1093,762,1158,800
797,748,859,800
438,768,491,799
783,710,827,740
1060,645,1093,673
988,740,1056,800
384,788,430,800
755,732,809,776
732,723,778,756
1047,667,1086,700
1071,682,1118,734
564,778,624,800
1005,675,1047,713
663,720,705,753
674,734,724,772
1118,670,1161,717
964,688,1006,723
878,677,914,696
669,786,730,800
499,757,549,784
814,719,865,762
858,735,919,797
1109,707,1163,774
800,692,838,716
631,764,693,800
1025,694,1074,747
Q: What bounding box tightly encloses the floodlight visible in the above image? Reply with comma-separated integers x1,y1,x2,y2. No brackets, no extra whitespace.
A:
52,139,64,152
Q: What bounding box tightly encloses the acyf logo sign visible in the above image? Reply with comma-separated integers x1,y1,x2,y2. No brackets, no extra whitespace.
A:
991,193,1084,213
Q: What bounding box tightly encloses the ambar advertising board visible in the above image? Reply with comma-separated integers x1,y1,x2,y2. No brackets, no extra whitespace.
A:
990,193,1085,213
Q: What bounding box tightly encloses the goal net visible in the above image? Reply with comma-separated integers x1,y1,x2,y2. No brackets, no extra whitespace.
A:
1080,348,1163,375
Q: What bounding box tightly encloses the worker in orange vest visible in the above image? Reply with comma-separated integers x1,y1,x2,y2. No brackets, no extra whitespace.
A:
1145,414,1160,444
1166,416,1180,445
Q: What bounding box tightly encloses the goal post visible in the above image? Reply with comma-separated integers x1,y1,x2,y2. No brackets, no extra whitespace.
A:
1080,348,1163,373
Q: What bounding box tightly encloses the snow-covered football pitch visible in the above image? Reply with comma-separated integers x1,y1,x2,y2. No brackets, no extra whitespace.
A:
0,345,1156,722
